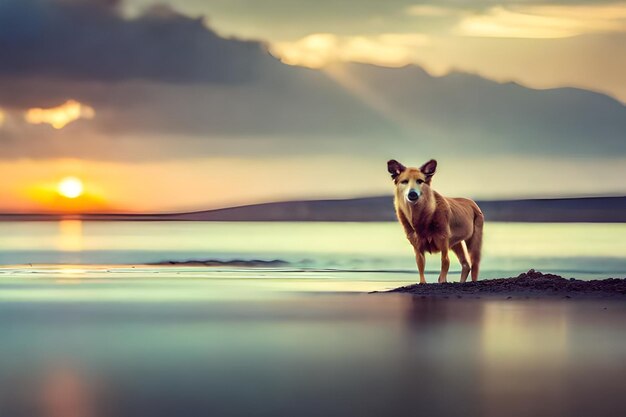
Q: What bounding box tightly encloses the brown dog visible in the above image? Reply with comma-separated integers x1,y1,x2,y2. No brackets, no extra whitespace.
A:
387,159,484,284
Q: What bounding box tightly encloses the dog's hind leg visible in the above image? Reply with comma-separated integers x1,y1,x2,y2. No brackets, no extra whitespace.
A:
451,242,471,283
466,212,484,282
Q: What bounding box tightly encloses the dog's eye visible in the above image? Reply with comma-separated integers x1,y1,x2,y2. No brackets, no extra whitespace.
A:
416,179,424,184
400,180,409,184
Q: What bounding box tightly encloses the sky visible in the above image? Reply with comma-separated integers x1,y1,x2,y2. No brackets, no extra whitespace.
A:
0,0,625,213
122,0,626,100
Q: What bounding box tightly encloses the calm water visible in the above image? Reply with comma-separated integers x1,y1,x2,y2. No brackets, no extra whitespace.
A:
1,221,625,416
1,221,626,279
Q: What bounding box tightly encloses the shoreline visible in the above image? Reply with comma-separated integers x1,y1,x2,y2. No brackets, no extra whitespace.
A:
1,264,625,299
378,270,626,300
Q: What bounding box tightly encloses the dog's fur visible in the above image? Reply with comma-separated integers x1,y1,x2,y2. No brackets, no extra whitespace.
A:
387,159,484,284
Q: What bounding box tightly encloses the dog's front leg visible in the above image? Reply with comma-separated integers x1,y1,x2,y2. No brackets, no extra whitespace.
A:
438,249,450,283
415,250,426,284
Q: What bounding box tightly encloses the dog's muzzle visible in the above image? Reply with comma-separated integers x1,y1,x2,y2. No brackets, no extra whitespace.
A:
407,189,419,202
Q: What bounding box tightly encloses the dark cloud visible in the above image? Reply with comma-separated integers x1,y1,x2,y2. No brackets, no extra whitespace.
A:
0,0,277,84
0,71,409,160
2,62,625,162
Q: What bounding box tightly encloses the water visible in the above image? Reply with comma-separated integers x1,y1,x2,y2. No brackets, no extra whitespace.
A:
1,221,625,416
1,221,625,279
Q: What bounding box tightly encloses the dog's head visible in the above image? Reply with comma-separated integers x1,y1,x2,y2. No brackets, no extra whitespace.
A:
387,159,437,204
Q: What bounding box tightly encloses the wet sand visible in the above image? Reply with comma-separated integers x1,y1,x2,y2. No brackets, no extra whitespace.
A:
383,269,626,299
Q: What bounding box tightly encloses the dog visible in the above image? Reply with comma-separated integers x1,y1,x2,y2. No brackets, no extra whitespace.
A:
387,159,484,284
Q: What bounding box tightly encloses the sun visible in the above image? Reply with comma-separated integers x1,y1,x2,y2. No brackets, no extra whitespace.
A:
57,177,84,199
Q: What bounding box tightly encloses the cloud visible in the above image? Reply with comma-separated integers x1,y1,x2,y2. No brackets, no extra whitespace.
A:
0,0,275,84
0,73,408,161
405,5,459,17
0,0,624,165
457,4,626,38
0,109,5,127
113,0,626,102
268,24,626,103
270,33,430,68
25,100,95,129
1,60,625,163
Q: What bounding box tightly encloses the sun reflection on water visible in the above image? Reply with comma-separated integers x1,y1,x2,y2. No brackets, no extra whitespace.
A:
57,220,83,252
40,365,97,417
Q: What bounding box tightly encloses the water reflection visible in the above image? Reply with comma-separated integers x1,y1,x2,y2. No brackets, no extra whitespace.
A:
57,220,83,252
0,364,99,417
0,289,624,417
55,267,88,285
40,365,97,417
479,302,570,417
397,297,626,417
480,302,569,362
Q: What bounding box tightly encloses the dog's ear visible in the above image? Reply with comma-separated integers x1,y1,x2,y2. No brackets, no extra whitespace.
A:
387,160,406,181
419,159,437,183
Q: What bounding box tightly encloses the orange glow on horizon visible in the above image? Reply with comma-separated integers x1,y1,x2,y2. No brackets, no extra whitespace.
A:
24,176,109,214
2,157,626,214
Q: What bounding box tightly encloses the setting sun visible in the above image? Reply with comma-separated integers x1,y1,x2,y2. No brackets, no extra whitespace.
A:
57,177,84,199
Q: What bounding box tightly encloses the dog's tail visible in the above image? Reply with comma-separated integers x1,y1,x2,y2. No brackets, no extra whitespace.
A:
467,205,484,281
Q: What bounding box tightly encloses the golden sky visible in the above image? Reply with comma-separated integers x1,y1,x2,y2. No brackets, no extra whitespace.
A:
2,156,625,213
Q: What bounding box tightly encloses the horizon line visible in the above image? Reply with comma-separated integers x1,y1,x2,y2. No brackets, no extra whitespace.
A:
1,193,624,218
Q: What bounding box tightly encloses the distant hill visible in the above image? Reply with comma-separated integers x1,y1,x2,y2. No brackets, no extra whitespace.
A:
2,196,625,222
168,196,626,222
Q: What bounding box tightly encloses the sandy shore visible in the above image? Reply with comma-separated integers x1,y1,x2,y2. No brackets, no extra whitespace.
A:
381,269,626,299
